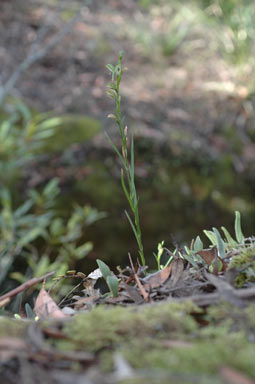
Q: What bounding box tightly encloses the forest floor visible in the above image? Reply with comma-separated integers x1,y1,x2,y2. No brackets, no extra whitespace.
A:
1,242,255,384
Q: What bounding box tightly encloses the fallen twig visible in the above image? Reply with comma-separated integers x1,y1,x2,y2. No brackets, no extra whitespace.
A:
128,254,150,302
0,271,55,307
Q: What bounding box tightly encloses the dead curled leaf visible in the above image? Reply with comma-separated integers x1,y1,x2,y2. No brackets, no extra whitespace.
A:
143,264,172,291
197,246,227,272
34,282,66,319
197,246,217,264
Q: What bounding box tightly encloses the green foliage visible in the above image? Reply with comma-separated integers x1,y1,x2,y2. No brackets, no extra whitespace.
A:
96,259,119,297
0,100,101,188
0,100,56,186
130,2,194,58
175,211,248,270
36,114,101,153
0,179,105,290
96,259,112,281
203,211,245,252
106,52,145,266
138,0,255,65
199,0,255,63
0,99,105,298
153,240,173,270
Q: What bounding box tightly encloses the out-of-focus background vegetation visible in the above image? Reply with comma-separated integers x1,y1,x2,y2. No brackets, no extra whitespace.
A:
0,0,254,297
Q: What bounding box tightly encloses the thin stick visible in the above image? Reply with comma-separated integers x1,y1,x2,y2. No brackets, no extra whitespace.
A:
128,253,150,302
0,271,55,306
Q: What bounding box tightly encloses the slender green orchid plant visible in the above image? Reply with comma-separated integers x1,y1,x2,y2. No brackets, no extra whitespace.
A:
106,51,145,266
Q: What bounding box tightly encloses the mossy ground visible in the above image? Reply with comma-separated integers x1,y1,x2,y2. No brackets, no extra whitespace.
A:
39,114,101,153
0,300,255,383
0,317,27,338
50,301,255,383
228,246,255,287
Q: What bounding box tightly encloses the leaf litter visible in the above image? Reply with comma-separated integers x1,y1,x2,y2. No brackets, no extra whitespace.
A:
1,242,255,383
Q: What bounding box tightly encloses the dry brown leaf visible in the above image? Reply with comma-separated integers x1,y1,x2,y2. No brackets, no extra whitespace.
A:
34,282,66,319
167,259,184,287
143,264,172,290
198,246,227,272
220,366,255,384
197,246,217,264
122,282,143,304
74,294,100,309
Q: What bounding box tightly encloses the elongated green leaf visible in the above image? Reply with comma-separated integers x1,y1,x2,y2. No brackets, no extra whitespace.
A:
221,226,237,247
34,129,55,140
184,246,192,256
0,188,11,208
96,259,112,280
75,242,93,259
36,117,62,130
203,230,217,246
130,135,135,184
106,275,119,297
104,132,123,162
235,211,245,243
212,227,225,259
14,200,33,218
194,236,203,252
25,303,35,319
43,178,59,198
106,64,115,73
18,227,45,247
181,251,199,269
164,255,173,268
125,210,140,245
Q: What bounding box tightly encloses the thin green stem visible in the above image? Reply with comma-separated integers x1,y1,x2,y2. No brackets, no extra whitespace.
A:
106,52,145,266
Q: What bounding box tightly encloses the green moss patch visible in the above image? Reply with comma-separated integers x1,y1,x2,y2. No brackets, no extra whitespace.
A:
228,246,255,287
39,114,101,153
0,317,27,338
57,302,199,352
52,300,255,382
